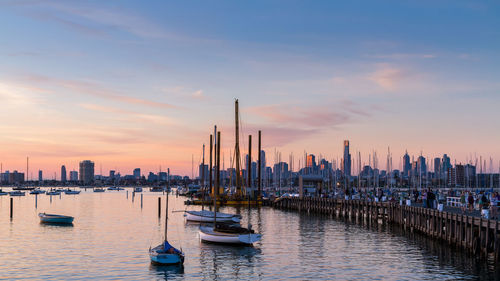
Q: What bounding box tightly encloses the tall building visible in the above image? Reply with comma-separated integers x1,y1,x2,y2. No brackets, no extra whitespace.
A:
198,164,208,183
442,154,451,173
342,140,351,177
79,160,94,184
70,171,78,181
403,151,411,177
434,157,441,176
61,165,67,182
133,168,141,179
109,170,115,179
417,156,427,175
38,170,43,182
306,154,316,168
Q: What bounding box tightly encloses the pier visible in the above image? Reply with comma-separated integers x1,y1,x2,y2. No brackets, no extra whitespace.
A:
273,197,500,259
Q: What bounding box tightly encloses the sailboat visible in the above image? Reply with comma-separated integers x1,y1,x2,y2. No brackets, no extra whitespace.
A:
149,191,185,265
198,129,261,245
186,141,241,223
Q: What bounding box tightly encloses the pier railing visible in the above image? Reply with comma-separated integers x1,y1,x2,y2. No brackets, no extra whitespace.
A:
273,197,500,259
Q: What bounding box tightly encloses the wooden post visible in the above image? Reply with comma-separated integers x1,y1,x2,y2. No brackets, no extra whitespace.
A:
158,197,161,217
248,135,252,195
10,197,13,218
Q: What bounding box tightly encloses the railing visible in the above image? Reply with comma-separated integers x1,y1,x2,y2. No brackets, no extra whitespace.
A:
446,196,462,207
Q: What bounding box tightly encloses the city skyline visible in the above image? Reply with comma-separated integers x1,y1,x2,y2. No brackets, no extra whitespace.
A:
1,1,499,176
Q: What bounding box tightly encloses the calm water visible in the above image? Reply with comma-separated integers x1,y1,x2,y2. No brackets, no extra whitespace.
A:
0,189,497,280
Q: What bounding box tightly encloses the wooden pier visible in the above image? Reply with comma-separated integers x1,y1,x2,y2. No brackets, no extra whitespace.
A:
273,197,500,259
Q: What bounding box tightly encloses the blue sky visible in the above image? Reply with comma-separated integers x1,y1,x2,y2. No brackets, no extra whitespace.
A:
0,0,499,176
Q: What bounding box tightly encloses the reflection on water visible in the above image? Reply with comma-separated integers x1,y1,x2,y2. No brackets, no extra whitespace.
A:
0,191,496,280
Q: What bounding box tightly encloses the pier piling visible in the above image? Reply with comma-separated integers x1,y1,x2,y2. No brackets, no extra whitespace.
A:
10,198,13,218
158,197,161,217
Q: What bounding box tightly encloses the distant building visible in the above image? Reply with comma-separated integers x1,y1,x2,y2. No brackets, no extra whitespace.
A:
38,170,43,182
417,156,427,175
306,154,316,169
133,168,141,179
79,160,94,184
403,151,411,177
109,170,115,179
70,171,78,181
434,158,441,177
61,165,67,182
342,140,351,177
2,170,25,184
198,164,208,183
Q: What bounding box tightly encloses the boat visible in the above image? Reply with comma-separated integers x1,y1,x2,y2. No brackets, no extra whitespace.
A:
134,187,143,192
198,127,261,245
0,189,8,196
12,186,35,191
38,213,74,224
46,189,61,195
186,210,240,223
9,191,25,196
64,189,81,195
150,187,164,192
93,188,105,192
30,188,46,195
107,186,119,191
149,192,185,265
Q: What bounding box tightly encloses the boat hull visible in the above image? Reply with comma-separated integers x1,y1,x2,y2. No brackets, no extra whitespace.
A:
149,245,184,265
39,213,74,224
199,226,261,245
186,211,240,223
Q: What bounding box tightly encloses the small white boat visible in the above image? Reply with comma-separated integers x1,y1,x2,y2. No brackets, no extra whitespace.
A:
93,188,105,192
38,213,74,224
30,189,46,195
64,189,80,195
134,187,143,192
9,191,25,196
199,225,261,245
149,191,184,265
186,210,240,223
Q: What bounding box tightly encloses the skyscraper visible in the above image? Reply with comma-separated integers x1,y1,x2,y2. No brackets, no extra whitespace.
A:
434,157,441,176
306,154,316,168
61,165,67,182
342,140,351,177
38,170,42,182
417,156,427,175
79,160,94,184
403,151,411,177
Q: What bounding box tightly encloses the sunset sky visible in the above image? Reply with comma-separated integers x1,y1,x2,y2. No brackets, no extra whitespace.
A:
0,1,499,178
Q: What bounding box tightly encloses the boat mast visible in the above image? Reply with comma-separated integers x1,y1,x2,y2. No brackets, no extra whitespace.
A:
165,189,169,242
202,144,205,211
209,134,213,199
235,99,242,197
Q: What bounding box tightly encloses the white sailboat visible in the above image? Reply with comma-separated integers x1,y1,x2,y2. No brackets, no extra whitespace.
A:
198,128,261,245
149,191,185,265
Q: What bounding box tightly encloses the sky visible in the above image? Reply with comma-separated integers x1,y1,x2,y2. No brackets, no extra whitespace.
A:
0,0,499,178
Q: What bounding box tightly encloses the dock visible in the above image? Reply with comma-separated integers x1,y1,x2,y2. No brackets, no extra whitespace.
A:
273,197,500,259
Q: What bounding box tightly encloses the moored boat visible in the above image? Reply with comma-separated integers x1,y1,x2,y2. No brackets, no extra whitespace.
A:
9,191,25,196
0,189,7,196
30,188,46,195
186,210,240,223
64,189,80,195
38,213,74,224
93,188,105,192
149,190,184,265
46,189,61,195
134,187,143,192
199,225,261,245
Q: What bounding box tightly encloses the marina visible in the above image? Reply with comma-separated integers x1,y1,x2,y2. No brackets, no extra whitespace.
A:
0,188,498,280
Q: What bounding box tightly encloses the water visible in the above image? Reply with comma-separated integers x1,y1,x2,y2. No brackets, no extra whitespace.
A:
0,190,497,280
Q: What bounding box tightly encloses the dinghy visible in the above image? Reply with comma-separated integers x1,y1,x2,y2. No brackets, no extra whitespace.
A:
64,189,80,195
38,213,74,224
149,190,184,265
30,188,45,195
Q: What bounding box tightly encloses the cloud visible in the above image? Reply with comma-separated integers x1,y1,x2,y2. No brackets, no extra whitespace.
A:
367,64,410,91
366,53,436,59
15,73,178,109
79,103,174,124
246,104,353,128
192,90,204,99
